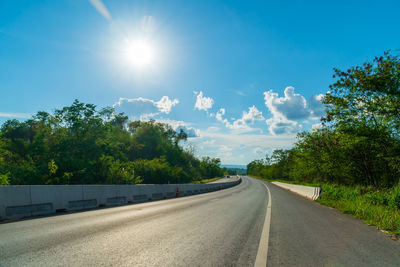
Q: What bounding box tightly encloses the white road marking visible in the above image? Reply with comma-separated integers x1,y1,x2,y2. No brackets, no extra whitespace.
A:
254,181,272,267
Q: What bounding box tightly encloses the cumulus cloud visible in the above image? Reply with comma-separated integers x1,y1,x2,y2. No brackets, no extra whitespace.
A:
113,96,179,120
216,106,264,131
309,94,326,119
216,108,228,124
242,105,264,124
263,86,325,135
264,86,309,121
156,119,199,138
194,91,214,112
154,96,179,114
266,117,301,135
176,126,199,138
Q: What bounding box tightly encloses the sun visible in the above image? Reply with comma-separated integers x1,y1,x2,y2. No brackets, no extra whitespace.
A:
125,40,155,68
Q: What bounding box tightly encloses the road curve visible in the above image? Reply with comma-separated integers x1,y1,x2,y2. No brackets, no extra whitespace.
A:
0,177,268,266
1,177,399,266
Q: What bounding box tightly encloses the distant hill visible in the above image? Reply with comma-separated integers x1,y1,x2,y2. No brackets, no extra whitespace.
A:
220,165,247,175
221,164,247,169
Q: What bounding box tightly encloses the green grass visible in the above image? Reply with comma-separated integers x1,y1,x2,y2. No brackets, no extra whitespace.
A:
251,176,400,236
192,177,222,184
317,184,400,235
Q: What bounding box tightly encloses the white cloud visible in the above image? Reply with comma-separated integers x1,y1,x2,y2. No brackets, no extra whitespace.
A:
194,91,214,112
218,145,233,159
190,131,296,164
203,139,216,145
242,105,264,124
264,86,309,121
156,118,199,138
113,96,179,120
176,126,199,138
266,117,301,135
216,106,264,131
311,123,323,131
309,94,326,119
88,0,111,20
216,108,228,124
263,86,325,135
154,96,179,114
0,112,32,119
206,126,220,132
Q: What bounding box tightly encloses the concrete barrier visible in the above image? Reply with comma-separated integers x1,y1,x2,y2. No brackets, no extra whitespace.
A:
0,177,241,220
272,181,321,200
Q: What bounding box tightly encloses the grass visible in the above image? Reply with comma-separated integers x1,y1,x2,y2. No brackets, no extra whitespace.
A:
251,175,400,236
317,184,400,235
193,177,222,184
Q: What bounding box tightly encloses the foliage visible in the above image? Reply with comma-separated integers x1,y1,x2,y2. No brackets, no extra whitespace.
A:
317,184,400,234
0,100,223,185
248,52,400,188
248,52,400,235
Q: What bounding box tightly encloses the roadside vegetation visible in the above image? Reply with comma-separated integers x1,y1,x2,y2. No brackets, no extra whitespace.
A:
248,52,400,235
193,177,221,184
0,101,224,185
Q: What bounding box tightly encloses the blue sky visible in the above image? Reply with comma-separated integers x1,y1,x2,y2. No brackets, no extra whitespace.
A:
1,0,399,165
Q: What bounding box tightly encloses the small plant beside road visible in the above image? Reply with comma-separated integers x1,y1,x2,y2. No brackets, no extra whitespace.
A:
317,184,400,236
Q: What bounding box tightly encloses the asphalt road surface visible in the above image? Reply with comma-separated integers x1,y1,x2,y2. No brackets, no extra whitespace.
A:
1,176,399,266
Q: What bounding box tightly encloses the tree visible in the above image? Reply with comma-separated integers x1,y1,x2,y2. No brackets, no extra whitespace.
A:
249,52,400,188
0,100,224,185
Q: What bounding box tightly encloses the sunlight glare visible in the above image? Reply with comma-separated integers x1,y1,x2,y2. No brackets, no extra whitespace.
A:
125,40,155,68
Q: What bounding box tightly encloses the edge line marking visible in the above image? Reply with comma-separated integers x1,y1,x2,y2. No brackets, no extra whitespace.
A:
254,181,272,267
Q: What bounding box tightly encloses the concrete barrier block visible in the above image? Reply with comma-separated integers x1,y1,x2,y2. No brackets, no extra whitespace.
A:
0,177,242,220
272,182,321,200
68,199,97,210
164,184,176,199
31,185,84,211
0,185,31,219
135,185,156,201
83,185,116,206
113,185,139,203
106,196,127,206
132,194,148,203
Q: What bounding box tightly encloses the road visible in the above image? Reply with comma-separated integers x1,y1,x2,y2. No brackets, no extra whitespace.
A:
0,177,399,266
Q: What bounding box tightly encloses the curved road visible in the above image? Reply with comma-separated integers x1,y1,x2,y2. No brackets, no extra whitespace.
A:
0,177,399,266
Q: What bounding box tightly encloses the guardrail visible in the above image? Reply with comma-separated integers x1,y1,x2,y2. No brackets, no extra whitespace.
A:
0,177,241,220
271,181,321,200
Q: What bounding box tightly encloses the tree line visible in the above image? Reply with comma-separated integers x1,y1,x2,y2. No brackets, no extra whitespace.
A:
0,101,224,185
248,52,400,188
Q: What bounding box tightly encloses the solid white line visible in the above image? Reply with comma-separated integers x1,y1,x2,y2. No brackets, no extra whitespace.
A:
254,181,272,267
